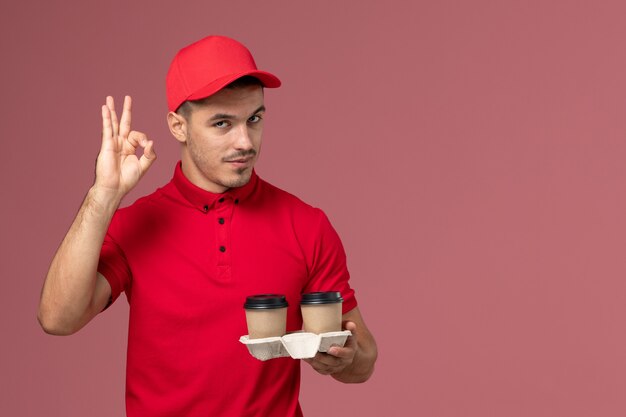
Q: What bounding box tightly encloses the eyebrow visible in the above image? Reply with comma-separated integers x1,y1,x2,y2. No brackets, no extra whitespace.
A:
209,105,266,121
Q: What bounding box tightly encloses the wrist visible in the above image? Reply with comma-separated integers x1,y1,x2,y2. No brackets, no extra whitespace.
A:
87,186,123,214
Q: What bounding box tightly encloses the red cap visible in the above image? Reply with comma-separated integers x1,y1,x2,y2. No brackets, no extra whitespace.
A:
166,35,281,112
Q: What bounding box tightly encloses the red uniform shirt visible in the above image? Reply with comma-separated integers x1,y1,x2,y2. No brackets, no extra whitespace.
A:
98,163,357,417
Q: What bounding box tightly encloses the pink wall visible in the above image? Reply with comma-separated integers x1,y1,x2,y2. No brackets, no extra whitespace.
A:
2,0,626,415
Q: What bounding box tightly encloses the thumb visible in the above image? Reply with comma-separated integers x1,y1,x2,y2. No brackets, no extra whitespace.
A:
327,321,357,356
342,321,358,347
343,320,357,334
140,140,157,173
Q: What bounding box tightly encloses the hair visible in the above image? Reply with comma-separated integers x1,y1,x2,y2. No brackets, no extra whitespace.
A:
176,76,263,119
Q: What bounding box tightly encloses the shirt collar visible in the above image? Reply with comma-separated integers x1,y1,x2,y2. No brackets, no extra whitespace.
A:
172,161,258,211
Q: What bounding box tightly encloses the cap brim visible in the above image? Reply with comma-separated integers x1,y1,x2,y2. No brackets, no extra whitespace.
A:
186,70,281,103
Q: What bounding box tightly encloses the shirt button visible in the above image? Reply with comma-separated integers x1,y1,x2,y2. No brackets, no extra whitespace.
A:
218,198,225,203
234,199,239,204
218,218,225,224
203,205,209,212
219,246,226,252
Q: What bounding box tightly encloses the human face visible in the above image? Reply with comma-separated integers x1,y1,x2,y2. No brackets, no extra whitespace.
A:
178,85,265,193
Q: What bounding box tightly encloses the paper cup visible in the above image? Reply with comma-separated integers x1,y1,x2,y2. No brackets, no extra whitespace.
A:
244,294,288,339
300,292,343,334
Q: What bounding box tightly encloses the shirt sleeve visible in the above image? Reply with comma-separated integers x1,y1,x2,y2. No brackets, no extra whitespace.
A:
301,209,357,314
97,212,132,307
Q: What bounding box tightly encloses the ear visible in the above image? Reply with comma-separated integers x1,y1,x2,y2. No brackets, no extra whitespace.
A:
167,111,188,143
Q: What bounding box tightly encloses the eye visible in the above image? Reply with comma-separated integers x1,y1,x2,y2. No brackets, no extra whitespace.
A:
213,120,229,128
248,114,262,123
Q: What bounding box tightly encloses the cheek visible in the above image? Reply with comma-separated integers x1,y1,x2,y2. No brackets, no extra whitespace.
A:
251,129,263,148
189,133,220,156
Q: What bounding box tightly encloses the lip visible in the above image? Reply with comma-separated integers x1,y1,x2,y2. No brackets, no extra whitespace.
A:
225,157,253,167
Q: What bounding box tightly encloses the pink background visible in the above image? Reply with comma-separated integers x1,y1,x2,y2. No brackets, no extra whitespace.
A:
2,0,626,415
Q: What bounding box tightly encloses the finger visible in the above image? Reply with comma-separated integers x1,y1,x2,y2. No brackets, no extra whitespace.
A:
304,353,348,375
125,130,145,155
343,320,357,333
119,95,132,139
314,367,333,375
139,140,157,173
327,322,357,356
327,345,355,359
341,321,358,347
310,352,343,367
306,358,334,375
106,96,119,138
101,105,115,152
126,131,156,175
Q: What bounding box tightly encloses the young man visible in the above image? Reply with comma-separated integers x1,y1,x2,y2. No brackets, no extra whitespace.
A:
39,35,377,416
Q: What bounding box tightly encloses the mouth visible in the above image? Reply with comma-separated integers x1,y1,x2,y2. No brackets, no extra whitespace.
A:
225,157,253,168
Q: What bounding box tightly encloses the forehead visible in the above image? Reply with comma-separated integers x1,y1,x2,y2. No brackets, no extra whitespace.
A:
189,85,264,118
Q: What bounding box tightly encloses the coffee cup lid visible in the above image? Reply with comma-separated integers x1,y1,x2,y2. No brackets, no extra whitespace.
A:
244,294,288,309
300,291,344,305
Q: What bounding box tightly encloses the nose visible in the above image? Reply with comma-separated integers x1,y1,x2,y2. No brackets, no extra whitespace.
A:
233,124,254,150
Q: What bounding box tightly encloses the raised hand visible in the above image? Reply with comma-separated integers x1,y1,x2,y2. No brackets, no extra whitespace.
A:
38,96,157,336
94,96,156,202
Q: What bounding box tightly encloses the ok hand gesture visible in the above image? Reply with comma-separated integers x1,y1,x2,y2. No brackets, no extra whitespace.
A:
95,96,156,202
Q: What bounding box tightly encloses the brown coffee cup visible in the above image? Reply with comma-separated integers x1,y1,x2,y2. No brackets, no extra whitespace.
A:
244,294,289,339
300,291,343,334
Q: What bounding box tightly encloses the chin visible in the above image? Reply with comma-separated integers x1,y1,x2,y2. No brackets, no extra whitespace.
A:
223,171,252,189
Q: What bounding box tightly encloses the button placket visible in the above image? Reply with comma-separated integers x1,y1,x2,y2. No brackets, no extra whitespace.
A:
215,197,233,267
